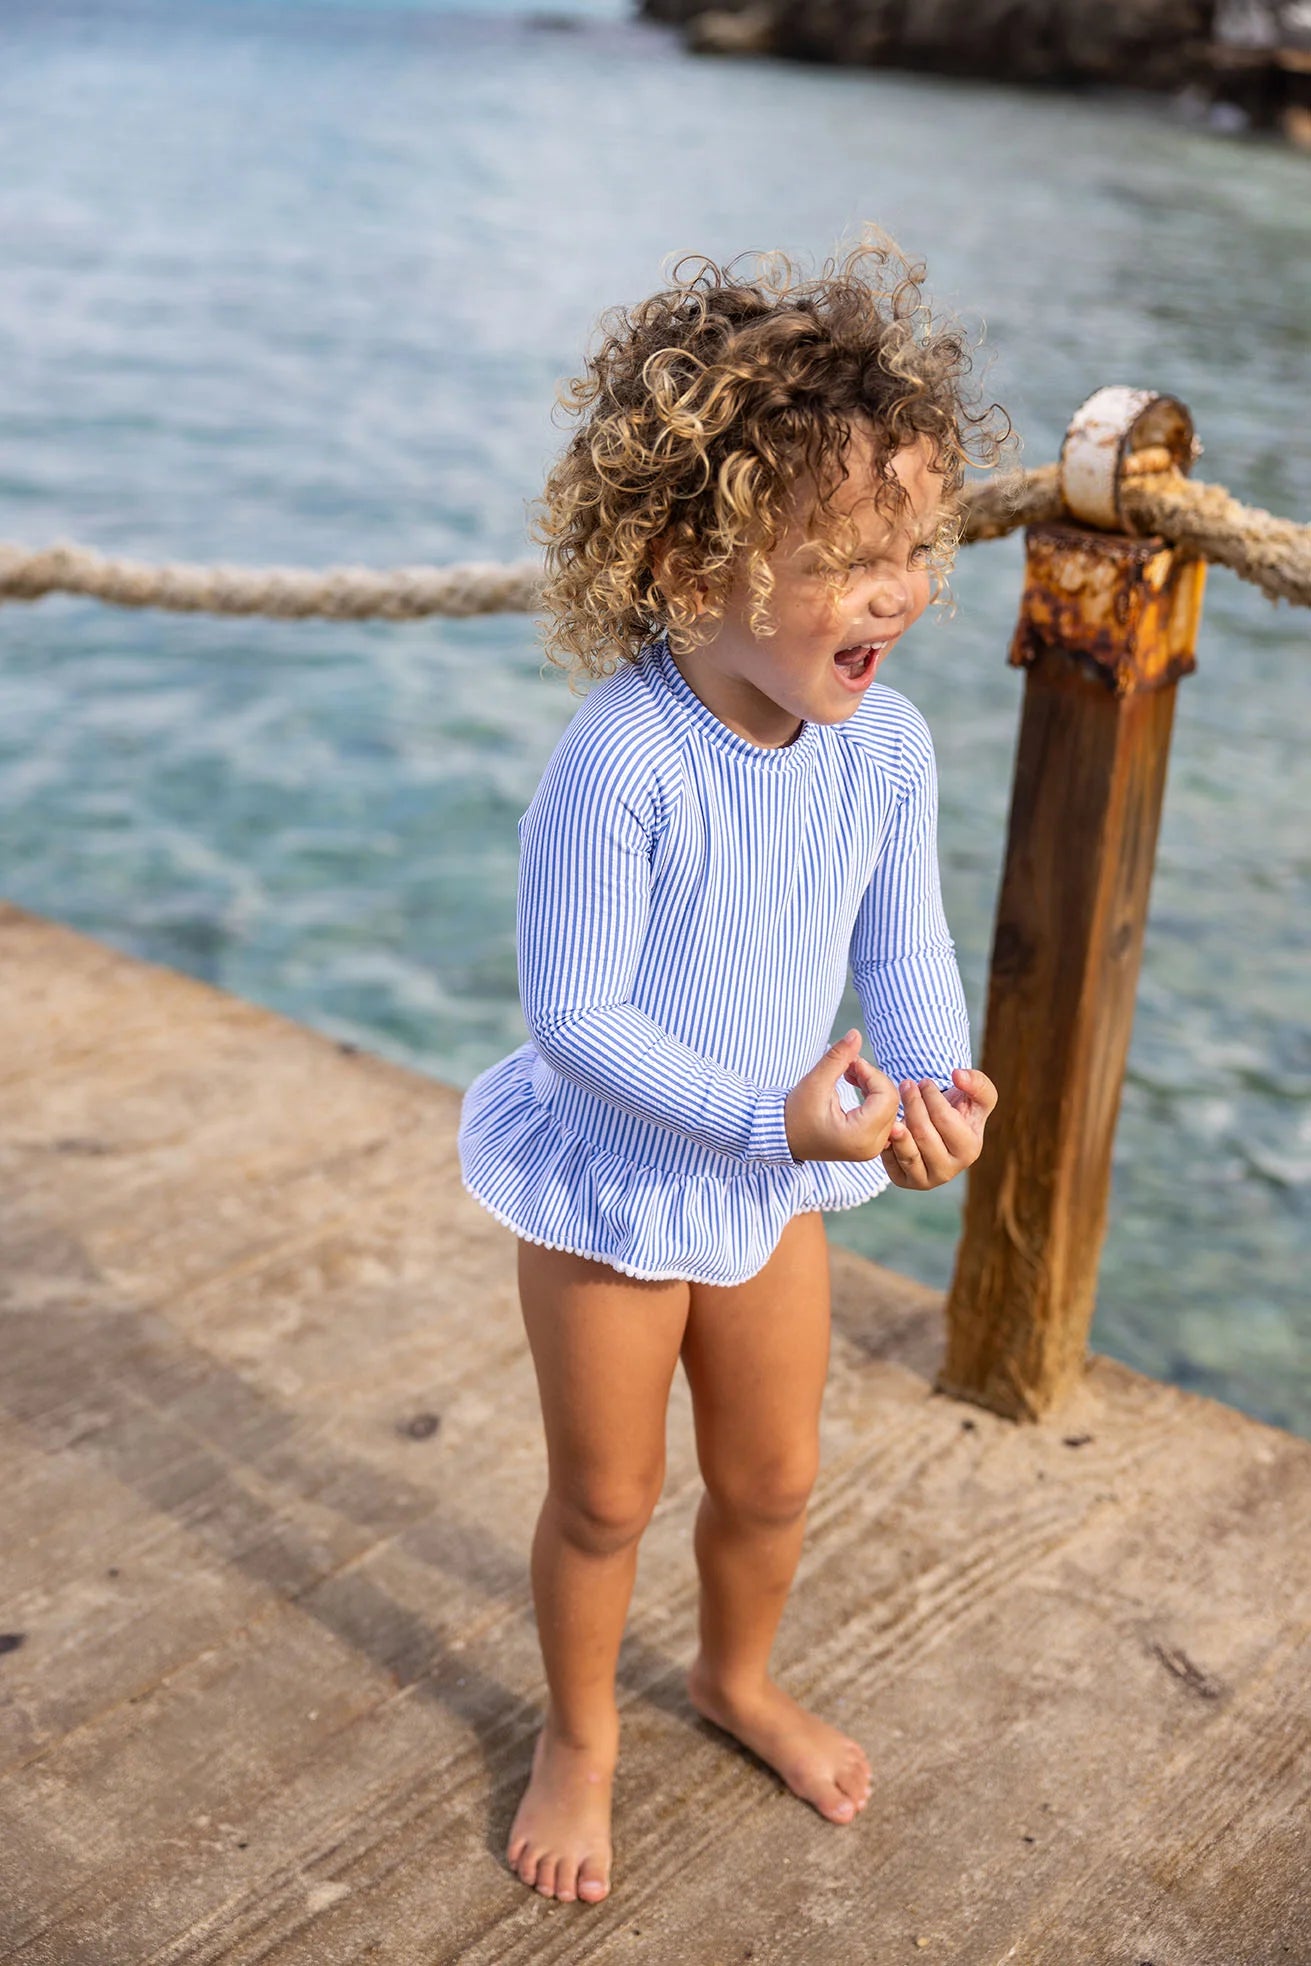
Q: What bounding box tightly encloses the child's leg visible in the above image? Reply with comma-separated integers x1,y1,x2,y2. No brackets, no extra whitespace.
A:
680,1209,872,1825
508,1238,691,1903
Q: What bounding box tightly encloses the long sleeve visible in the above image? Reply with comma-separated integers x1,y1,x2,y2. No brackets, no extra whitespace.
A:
849,714,972,1091
516,716,796,1166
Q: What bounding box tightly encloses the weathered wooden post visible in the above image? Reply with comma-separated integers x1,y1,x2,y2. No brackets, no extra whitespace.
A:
939,389,1208,1420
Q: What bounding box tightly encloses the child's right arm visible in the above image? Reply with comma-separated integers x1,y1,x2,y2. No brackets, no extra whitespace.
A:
517,706,902,1168
516,729,800,1165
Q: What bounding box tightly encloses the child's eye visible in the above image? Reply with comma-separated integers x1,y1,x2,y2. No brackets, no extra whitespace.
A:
910,544,934,566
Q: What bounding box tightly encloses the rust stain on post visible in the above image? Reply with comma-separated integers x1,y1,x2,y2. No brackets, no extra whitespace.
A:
1009,522,1206,694
939,522,1206,1422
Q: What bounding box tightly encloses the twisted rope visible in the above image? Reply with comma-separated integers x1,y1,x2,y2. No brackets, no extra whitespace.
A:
959,464,1311,607
1119,475,1311,608
0,468,1305,618
0,545,544,620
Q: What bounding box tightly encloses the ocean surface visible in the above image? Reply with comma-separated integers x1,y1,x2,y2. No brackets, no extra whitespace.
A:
2,0,1308,1431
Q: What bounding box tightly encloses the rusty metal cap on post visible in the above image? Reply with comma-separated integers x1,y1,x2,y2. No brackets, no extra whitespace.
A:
1059,387,1200,534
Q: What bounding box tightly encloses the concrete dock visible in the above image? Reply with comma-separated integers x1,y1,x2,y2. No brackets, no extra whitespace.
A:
1,900,1308,1964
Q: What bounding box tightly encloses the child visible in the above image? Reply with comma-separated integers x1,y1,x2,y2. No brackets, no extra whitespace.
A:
458,237,1006,1906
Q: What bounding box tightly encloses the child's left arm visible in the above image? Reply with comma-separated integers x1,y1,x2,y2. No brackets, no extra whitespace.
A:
847,710,997,1191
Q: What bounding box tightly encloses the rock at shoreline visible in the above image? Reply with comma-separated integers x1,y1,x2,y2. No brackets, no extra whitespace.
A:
645,0,1215,87
687,4,775,54
643,0,1311,136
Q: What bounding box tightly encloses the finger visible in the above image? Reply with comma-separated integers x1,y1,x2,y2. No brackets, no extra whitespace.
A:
846,1058,901,1141
844,1056,883,1093
883,1122,927,1189
919,1079,982,1154
825,1030,861,1080
818,1032,862,1100
898,1082,959,1184
952,1067,998,1114
848,1053,898,1100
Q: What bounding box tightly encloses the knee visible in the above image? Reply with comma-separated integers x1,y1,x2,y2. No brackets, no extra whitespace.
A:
550,1468,663,1557
704,1452,818,1531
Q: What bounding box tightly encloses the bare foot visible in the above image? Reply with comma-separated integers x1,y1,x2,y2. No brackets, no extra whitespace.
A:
505,1717,615,1903
686,1656,872,1825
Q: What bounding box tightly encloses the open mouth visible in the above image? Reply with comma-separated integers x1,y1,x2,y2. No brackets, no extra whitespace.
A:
833,641,888,685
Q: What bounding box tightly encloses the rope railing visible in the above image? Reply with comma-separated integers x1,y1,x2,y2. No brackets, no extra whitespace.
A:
0,463,1306,622
964,460,1310,607
0,544,545,622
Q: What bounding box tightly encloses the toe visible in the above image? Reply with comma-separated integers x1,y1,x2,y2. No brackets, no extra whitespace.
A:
515,1847,541,1889
535,1856,559,1898
554,1856,579,1903
812,1778,856,1823
839,1748,872,1806
578,1858,610,1902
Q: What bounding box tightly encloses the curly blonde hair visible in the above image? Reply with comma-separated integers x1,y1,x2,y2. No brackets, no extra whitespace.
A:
533,231,1013,687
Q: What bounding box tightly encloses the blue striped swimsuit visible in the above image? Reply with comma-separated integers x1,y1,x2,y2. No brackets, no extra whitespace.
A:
457,631,972,1285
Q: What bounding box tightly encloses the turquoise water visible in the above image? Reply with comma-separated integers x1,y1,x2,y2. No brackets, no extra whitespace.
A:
1,2,1308,1431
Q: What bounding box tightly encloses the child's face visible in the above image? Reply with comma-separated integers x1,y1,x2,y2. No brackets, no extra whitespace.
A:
672,429,943,748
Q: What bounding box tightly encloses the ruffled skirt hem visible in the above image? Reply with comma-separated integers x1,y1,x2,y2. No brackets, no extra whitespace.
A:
456,1043,888,1287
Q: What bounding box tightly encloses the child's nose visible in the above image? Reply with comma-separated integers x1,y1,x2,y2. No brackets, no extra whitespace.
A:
867,574,909,619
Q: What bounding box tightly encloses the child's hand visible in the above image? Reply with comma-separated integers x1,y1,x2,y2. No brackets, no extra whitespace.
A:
784,1029,901,1164
881,1067,998,1190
